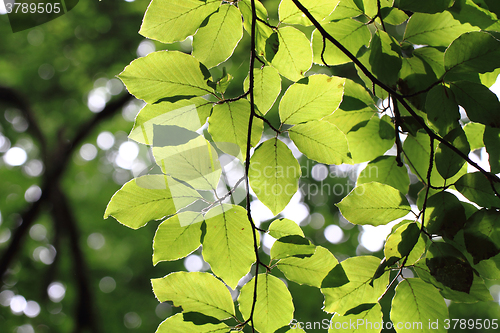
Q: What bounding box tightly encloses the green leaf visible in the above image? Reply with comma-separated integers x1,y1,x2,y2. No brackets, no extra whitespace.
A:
202,204,258,289
312,19,371,66
270,235,316,260
346,116,395,164
415,260,493,303
129,97,213,145
153,212,203,264
426,242,474,293
369,30,402,86
279,0,340,25
192,5,243,68
404,11,478,47
397,0,455,13
277,246,338,287
322,256,389,314
413,47,446,78
337,182,411,226
327,0,363,20
425,84,460,136
464,122,486,150
104,175,202,229
208,99,263,158
156,313,230,333
139,0,220,43
239,0,273,57
268,218,304,238
153,136,222,191
381,7,409,25
271,26,313,82
119,51,214,104
464,209,500,264
239,274,294,333
445,32,500,76
244,66,282,114
152,272,235,320
391,278,448,333
403,130,465,187
324,79,376,133
355,0,392,18
449,0,500,31
329,303,383,333
215,69,233,94
384,222,420,265
435,127,470,179
288,120,351,165
455,172,500,209
280,74,345,124
249,138,301,215
483,126,500,173
424,191,467,239
357,156,410,195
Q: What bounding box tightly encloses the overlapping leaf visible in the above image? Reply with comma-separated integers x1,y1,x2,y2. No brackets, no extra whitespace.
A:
152,272,235,320
139,0,220,43
201,205,258,289
192,4,243,68
249,138,301,215
280,74,345,124
104,175,202,229
239,274,294,333
337,182,411,226
119,51,214,103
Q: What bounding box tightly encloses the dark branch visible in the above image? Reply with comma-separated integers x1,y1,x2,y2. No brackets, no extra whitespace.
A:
0,86,48,160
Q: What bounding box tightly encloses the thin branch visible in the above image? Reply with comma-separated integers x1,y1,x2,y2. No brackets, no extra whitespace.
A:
215,90,250,104
391,95,404,167
376,0,387,31
320,36,330,68
256,16,277,29
290,0,500,188
419,137,434,233
202,176,246,213
254,113,280,133
401,79,442,98
0,86,48,161
243,1,261,331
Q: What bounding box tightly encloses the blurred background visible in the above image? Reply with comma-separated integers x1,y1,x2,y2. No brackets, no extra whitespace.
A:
1,1,500,332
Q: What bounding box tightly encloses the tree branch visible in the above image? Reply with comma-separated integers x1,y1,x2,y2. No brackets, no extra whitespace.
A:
0,86,48,161
290,0,500,187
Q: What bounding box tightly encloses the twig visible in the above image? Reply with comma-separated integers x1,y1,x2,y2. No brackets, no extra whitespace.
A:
254,113,280,133
391,94,404,167
243,1,261,331
202,176,246,213
320,36,330,68
256,16,277,29
376,0,387,31
215,90,250,104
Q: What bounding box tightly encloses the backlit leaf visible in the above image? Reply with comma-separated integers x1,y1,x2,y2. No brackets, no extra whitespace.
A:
239,274,294,333
279,0,340,25
288,120,351,165
140,0,220,43
249,138,301,215
202,204,258,289
104,175,202,229
322,256,389,314
192,4,243,68
244,66,282,114
280,74,346,124
119,51,214,103
152,272,235,320
337,182,411,226
391,278,448,333
271,26,313,82
278,246,338,287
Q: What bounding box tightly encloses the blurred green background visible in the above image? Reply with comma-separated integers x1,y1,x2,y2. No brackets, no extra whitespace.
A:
1,1,500,332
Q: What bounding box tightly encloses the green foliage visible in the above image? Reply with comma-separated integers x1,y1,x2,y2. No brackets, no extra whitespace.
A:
105,0,500,332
